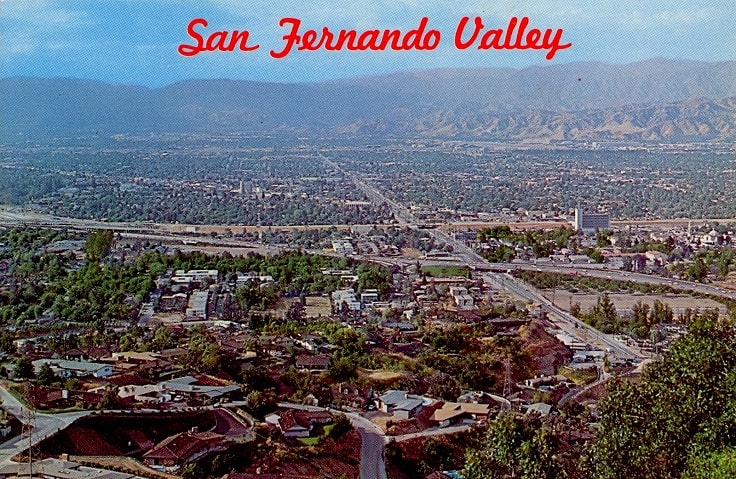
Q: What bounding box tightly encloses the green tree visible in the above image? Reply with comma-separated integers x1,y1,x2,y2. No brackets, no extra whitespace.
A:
427,372,461,400
285,299,305,323
329,413,352,440
587,293,619,333
36,363,56,386
245,390,278,419
181,463,205,479
13,356,35,379
686,448,736,479
0,330,15,354
591,313,736,479
150,326,177,351
84,230,114,262
99,387,121,409
463,412,567,479
356,263,392,296
686,257,709,282
182,325,223,374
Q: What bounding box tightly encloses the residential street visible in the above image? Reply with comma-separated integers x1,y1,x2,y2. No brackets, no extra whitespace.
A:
346,413,388,479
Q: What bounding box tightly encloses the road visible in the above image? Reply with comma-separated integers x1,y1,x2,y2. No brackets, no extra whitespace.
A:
391,424,471,442
485,262,736,302
346,413,388,479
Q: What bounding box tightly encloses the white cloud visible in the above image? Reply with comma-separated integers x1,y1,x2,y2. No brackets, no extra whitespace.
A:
0,0,93,53
0,0,90,26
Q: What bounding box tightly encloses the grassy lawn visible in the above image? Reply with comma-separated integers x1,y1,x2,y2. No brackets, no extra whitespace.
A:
559,366,599,386
297,424,334,446
420,265,470,277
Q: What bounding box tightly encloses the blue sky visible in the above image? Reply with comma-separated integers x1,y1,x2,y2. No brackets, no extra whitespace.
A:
1,0,734,87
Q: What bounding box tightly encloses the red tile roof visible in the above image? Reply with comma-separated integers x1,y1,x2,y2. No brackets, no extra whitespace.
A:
143,431,223,462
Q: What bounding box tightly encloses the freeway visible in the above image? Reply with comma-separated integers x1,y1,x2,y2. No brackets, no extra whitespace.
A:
488,273,647,361
481,262,736,302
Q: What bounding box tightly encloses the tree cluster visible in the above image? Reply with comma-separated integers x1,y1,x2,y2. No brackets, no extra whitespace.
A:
591,312,736,479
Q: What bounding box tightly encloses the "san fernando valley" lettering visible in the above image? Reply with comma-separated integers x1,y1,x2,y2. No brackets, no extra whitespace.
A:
177,16,572,60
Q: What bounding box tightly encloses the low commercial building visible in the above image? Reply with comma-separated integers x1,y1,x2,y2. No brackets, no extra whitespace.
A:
332,289,362,311
186,291,209,319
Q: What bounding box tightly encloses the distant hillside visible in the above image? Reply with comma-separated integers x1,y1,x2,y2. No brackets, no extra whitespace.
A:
2,59,735,141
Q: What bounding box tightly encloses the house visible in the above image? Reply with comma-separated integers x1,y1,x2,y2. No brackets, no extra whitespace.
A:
13,337,39,354
700,229,720,246
0,458,136,479
378,390,425,418
380,320,418,333
32,359,114,378
64,346,111,361
524,374,570,390
185,291,209,319
142,430,225,471
118,384,169,404
645,250,669,266
111,351,172,378
523,402,554,416
393,397,424,419
360,289,379,304
158,347,188,362
572,350,606,363
26,385,104,410
174,269,219,283
378,390,408,413
265,409,334,439
457,391,511,410
266,409,310,438
158,293,188,312
294,334,322,351
432,402,491,427
158,376,241,402
235,272,274,286
295,354,330,372
569,254,594,264
332,240,355,255
330,383,373,410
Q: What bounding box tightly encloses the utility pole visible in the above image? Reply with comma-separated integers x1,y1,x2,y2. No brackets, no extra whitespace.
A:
20,382,37,478
502,356,512,410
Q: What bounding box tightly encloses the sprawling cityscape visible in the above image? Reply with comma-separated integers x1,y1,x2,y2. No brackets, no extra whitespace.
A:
0,128,735,479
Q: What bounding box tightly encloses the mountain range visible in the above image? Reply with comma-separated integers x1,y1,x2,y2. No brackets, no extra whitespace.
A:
2,58,735,142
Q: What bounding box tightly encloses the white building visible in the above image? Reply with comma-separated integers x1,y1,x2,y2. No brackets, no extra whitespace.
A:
449,286,474,309
186,291,209,319
332,240,355,255
360,289,379,304
236,273,274,286
573,208,610,233
332,289,361,311
174,269,219,282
